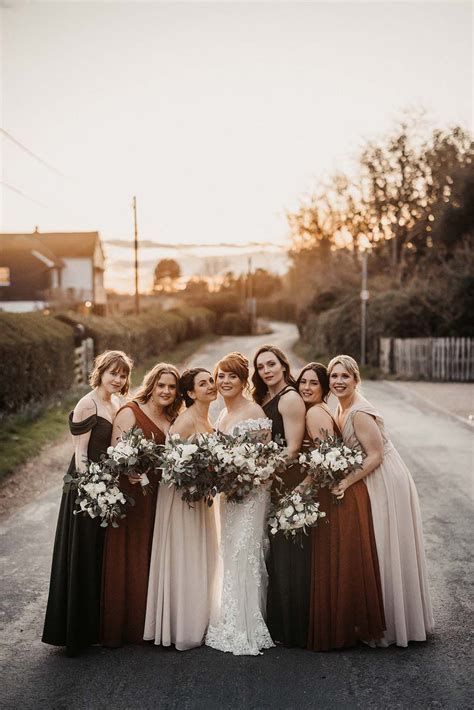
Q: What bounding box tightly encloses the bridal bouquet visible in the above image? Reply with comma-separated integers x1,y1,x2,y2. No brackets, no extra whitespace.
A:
268,487,325,544
64,459,132,527
213,435,286,503
159,433,218,506
105,426,163,494
298,434,364,491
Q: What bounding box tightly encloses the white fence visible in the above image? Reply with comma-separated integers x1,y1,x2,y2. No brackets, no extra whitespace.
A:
379,337,474,381
74,338,94,385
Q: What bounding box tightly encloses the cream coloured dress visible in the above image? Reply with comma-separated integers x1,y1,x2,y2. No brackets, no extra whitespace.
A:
205,418,274,655
143,439,218,650
340,398,434,647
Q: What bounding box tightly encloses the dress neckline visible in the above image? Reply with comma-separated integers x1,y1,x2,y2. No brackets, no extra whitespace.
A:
262,384,294,408
131,401,166,436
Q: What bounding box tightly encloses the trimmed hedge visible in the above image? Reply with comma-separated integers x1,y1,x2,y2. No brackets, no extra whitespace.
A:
215,313,252,336
0,313,75,413
257,298,297,323
1,307,216,415
56,307,216,365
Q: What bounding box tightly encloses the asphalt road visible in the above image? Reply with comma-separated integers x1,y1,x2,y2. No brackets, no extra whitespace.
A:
1,322,472,709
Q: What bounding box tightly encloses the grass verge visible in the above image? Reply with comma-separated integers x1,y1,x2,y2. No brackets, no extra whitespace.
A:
0,334,216,482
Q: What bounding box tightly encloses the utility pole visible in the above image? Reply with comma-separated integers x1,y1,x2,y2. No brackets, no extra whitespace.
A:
132,196,140,315
360,249,369,366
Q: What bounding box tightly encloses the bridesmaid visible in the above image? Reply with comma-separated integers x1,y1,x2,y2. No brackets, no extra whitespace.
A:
42,350,133,656
252,345,307,648
328,354,434,647
297,362,385,651
101,362,181,648
144,368,219,650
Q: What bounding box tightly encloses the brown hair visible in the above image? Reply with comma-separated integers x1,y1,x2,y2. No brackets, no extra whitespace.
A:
327,354,361,385
134,362,182,420
296,362,330,402
214,352,249,387
179,367,211,408
251,344,297,405
89,350,133,395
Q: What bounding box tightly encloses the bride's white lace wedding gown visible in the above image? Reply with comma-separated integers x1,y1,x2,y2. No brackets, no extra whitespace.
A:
205,418,275,655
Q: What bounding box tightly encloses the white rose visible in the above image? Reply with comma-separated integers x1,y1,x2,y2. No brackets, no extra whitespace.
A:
181,444,198,459
295,503,304,512
284,505,295,517
310,451,324,466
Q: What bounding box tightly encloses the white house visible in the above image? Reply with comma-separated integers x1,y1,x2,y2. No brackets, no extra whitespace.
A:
0,230,107,312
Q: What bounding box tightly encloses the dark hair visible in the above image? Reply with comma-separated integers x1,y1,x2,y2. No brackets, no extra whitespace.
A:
179,367,211,408
296,362,330,402
251,344,297,405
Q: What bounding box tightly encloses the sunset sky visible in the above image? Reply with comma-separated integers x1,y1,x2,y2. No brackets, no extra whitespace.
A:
1,1,472,292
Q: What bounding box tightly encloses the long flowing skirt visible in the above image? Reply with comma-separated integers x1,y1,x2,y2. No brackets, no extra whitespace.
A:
144,484,218,650
42,467,105,655
308,484,385,650
206,487,274,655
266,463,311,648
365,447,434,646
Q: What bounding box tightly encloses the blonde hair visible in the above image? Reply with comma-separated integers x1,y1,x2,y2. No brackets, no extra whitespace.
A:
89,350,133,394
327,354,361,384
134,362,182,420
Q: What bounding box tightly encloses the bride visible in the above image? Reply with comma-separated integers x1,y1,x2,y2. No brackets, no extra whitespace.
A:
206,352,274,655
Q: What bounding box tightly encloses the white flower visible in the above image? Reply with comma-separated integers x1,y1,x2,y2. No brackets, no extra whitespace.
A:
310,451,324,466
180,443,198,460
284,505,295,517
295,503,305,512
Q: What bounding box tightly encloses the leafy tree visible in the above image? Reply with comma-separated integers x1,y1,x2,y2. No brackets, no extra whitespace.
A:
153,259,181,292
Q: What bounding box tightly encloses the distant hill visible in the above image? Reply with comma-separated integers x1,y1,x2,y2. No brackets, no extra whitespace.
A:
105,246,290,291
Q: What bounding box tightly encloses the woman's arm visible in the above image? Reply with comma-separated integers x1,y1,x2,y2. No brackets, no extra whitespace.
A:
306,407,334,442
112,407,142,483
331,411,384,498
72,398,96,472
279,391,306,459
297,407,335,490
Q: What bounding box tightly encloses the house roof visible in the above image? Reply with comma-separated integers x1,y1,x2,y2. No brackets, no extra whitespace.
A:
1,231,104,260
0,234,64,268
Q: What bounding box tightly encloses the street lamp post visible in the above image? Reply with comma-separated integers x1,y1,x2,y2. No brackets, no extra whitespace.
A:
360,249,370,366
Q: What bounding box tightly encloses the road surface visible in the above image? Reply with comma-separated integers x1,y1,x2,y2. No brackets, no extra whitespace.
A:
1,322,472,709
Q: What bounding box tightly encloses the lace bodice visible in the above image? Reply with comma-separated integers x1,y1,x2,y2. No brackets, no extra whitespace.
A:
231,417,272,437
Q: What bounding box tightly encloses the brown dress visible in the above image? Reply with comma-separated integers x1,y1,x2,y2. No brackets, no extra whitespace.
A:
101,402,165,648
307,404,385,651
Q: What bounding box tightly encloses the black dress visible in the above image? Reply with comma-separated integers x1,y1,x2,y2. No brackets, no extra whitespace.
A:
263,386,311,648
42,410,112,655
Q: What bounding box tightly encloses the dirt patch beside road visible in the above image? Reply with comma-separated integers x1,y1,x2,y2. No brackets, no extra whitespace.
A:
0,431,71,520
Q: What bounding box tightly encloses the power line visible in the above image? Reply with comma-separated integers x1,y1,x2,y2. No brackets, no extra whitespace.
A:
1,128,67,178
0,180,48,207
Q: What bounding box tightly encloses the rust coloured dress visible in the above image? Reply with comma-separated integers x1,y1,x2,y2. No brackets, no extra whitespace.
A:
101,402,165,647
307,404,385,650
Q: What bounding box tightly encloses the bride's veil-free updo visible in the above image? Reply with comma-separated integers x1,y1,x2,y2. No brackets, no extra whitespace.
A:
214,352,250,392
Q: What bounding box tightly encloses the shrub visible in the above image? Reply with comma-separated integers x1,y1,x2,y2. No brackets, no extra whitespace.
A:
215,313,252,335
0,313,75,413
257,298,297,322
